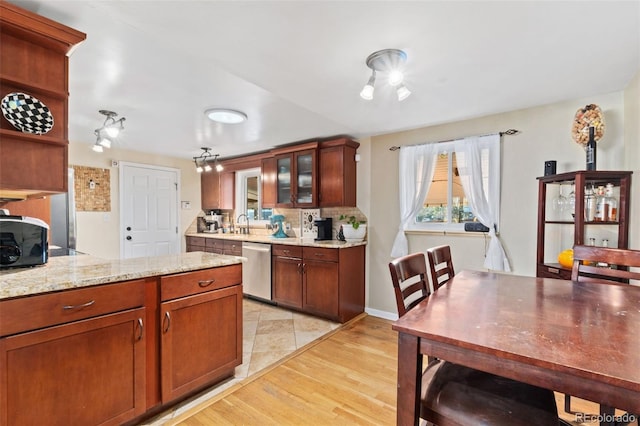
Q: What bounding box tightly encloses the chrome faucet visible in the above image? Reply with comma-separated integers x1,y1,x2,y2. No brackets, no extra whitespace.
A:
236,213,250,234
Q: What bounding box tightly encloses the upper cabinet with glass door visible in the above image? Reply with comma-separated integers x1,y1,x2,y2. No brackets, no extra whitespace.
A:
273,143,318,208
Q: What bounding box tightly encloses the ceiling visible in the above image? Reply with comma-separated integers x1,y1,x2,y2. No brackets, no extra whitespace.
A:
8,1,640,161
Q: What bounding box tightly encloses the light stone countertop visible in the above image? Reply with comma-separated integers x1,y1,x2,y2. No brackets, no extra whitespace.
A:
0,252,244,300
186,232,367,249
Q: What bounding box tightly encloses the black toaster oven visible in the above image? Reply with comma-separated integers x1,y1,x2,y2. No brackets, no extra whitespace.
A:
0,215,49,268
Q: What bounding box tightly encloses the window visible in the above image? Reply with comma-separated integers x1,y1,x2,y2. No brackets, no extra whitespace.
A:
408,138,500,232
235,168,272,223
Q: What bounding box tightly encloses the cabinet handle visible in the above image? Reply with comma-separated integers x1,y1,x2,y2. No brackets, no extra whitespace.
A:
302,263,307,274
314,252,324,257
62,300,95,310
283,250,290,255
297,263,302,274
136,318,144,341
163,312,171,333
198,279,215,287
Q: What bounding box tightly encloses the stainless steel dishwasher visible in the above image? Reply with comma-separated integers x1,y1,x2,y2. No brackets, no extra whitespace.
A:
241,242,272,302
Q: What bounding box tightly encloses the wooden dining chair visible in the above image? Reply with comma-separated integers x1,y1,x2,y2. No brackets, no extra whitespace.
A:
563,245,640,416
389,252,560,426
426,245,455,290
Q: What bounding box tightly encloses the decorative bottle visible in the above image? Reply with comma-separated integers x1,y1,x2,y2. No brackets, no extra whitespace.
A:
594,186,606,221
584,187,596,222
586,126,596,171
605,183,618,222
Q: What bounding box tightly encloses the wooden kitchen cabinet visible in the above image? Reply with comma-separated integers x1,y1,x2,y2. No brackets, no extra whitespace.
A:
159,265,242,403
267,142,318,208
201,170,234,210
0,280,146,426
186,236,205,252
272,245,304,308
261,156,277,208
0,2,85,198
271,244,365,322
536,170,632,279
318,138,360,207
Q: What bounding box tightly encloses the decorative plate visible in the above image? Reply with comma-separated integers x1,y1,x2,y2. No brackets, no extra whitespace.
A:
1,92,54,135
571,104,604,146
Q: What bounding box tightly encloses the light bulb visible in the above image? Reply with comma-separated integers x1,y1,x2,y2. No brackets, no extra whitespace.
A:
97,137,111,148
397,84,411,101
204,163,212,172
105,126,120,138
196,164,203,173
92,144,103,153
360,72,376,100
216,163,224,172
388,70,404,86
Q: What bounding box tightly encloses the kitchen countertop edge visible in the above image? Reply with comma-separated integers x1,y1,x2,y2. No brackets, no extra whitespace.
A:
186,232,367,248
0,252,244,300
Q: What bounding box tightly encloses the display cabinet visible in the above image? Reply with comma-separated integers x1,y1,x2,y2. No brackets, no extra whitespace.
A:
536,170,632,280
0,2,85,198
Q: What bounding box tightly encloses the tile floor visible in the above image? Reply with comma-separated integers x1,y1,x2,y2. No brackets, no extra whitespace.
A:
143,297,340,425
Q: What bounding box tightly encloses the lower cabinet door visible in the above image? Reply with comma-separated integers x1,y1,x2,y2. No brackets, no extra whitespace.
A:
272,256,303,308
303,260,339,318
0,308,146,426
160,285,242,403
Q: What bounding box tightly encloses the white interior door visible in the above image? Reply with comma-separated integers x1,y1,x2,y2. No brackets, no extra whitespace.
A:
121,163,180,259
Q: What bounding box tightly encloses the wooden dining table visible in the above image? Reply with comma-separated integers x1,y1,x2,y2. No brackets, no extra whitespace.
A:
391,270,640,426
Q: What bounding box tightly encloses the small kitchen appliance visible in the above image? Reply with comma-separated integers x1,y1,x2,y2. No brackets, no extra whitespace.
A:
204,211,223,233
0,215,49,268
270,215,288,238
314,217,333,241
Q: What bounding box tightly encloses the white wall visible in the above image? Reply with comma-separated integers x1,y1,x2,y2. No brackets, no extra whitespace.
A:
365,90,636,316
68,143,201,259
624,71,640,248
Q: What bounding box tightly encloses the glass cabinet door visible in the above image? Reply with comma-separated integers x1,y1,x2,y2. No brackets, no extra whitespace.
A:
277,156,291,204
296,152,313,204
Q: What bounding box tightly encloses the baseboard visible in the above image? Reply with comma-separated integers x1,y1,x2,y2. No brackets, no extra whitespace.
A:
365,307,398,321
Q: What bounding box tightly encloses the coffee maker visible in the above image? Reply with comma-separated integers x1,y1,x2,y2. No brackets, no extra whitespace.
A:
313,218,333,241
204,211,223,233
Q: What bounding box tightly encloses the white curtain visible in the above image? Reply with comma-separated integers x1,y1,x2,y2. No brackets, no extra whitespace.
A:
454,135,511,271
390,143,437,257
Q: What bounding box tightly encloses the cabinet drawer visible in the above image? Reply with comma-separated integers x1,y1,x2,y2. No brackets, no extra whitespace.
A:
205,238,225,251
0,279,145,337
303,246,338,262
160,264,242,301
188,236,205,247
224,240,242,256
272,244,302,258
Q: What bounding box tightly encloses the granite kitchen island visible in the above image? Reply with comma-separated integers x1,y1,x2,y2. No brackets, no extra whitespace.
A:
0,252,244,426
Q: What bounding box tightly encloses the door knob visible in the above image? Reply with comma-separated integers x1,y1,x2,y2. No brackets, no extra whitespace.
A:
126,236,132,241
126,226,132,231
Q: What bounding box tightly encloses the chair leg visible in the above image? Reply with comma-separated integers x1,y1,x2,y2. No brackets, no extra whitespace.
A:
600,405,615,426
564,394,572,413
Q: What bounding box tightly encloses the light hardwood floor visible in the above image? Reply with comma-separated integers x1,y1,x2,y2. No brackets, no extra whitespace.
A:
169,315,637,426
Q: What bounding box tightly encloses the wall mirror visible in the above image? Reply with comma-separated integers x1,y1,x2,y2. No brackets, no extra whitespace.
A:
235,168,272,223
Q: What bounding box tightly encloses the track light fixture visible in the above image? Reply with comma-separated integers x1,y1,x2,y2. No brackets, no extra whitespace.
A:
360,49,411,101
92,109,126,153
193,147,223,173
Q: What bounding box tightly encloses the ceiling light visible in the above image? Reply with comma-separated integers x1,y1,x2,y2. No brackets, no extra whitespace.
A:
193,147,222,173
360,48,411,101
205,108,247,124
93,109,125,152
